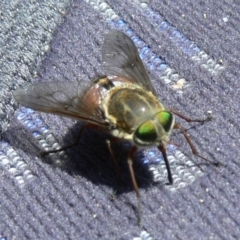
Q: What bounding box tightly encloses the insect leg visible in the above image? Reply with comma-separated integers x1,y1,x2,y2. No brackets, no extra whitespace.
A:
106,138,121,182
158,145,173,184
41,125,87,156
127,146,141,226
168,108,212,123
174,123,219,166
128,146,139,196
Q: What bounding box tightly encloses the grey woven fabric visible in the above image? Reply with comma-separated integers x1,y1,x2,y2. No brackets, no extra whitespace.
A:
1,0,239,239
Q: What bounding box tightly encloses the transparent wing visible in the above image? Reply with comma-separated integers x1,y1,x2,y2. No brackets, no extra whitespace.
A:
102,30,156,94
13,81,108,127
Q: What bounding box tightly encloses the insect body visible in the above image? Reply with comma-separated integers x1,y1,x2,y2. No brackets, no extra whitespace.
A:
100,76,173,144
14,30,214,225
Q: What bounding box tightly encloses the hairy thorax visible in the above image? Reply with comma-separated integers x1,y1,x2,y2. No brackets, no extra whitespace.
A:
103,83,165,134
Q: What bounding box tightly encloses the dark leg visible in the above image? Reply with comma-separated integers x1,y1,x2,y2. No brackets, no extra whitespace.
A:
174,123,219,166
158,145,173,184
41,125,87,156
127,146,141,226
106,138,121,182
168,108,212,123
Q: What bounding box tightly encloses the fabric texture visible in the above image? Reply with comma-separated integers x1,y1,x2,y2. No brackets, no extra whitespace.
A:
0,0,239,239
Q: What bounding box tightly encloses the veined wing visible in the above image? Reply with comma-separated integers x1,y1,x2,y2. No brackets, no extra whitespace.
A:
13,81,108,127
102,30,156,95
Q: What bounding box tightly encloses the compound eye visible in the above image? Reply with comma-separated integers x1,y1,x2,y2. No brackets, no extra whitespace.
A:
155,111,173,132
135,120,157,143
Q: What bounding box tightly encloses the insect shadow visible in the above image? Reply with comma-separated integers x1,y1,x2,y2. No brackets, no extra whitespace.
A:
54,121,155,194
5,117,154,195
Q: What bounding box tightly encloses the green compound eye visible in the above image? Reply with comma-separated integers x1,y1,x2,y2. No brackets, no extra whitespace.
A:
135,120,157,143
155,111,173,132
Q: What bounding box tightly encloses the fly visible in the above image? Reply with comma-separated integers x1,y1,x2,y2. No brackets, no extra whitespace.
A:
13,30,218,225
